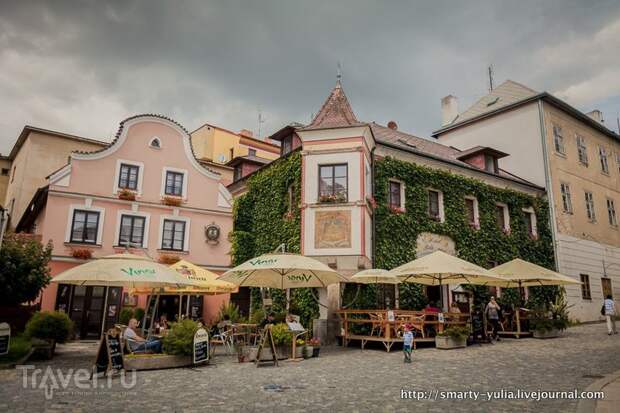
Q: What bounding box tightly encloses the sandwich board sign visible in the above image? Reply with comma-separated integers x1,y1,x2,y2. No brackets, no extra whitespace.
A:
255,325,278,367
92,328,124,378
193,327,209,365
0,323,10,356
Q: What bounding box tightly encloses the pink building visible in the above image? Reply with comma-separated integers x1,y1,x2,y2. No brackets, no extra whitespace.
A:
19,115,234,339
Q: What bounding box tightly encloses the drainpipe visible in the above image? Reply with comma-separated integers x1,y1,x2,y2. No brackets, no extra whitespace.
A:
370,146,377,268
537,100,561,271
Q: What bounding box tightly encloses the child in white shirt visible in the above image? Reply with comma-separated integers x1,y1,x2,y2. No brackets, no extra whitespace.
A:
403,324,414,363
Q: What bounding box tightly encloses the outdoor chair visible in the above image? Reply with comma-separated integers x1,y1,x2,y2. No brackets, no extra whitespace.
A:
369,313,384,337
409,315,426,338
210,327,234,355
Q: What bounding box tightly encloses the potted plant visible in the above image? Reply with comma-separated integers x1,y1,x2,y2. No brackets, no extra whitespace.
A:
295,338,305,359
435,325,469,349
161,196,182,207
307,337,321,357
531,295,570,339
158,254,181,265
25,311,74,359
71,248,92,260
118,189,136,201
270,323,292,359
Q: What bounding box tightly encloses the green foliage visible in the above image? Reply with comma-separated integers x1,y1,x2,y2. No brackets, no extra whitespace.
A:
270,323,293,346
119,308,134,325
496,288,521,308
0,235,53,306
437,325,470,341
526,286,561,309
0,335,32,364
249,307,265,325
398,284,428,310
134,308,145,324
162,319,200,356
25,311,73,343
375,157,557,305
530,292,571,332
218,302,242,323
289,288,319,330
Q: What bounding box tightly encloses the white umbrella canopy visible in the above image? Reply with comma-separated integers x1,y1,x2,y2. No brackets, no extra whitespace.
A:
351,269,400,284
389,250,504,286
51,253,203,289
219,253,347,289
485,258,582,287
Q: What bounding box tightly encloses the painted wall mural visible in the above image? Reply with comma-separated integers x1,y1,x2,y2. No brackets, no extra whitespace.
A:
315,210,351,249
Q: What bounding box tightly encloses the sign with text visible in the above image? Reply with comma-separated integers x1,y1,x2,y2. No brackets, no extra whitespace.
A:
193,328,209,365
0,322,10,356
437,312,445,323
92,329,124,378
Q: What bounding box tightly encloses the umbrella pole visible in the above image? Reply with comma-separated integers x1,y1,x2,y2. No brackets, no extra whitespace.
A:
517,280,523,338
142,294,152,335
100,286,109,337
149,294,160,336
178,294,183,320
186,295,190,318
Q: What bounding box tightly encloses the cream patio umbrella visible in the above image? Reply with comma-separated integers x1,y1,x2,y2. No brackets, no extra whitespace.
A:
389,250,506,310
486,258,582,288
351,269,400,284
219,253,347,289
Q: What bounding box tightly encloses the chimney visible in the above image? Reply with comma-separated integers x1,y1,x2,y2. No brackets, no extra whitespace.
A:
441,95,458,126
238,129,254,138
387,121,398,130
586,110,604,124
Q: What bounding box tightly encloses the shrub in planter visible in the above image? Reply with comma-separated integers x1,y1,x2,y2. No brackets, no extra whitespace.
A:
134,308,146,324
271,323,292,358
530,294,571,338
162,319,200,356
307,337,321,357
217,302,242,323
25,311,74,344
436,326,469,349
119,308,134,325
250,308,265,325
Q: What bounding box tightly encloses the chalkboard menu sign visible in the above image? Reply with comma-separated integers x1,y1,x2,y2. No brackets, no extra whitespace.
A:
193,328,209,365
0,322,10,356
92,329,124,377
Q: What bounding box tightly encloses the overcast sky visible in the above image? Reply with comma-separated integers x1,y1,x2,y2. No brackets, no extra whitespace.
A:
2,0,620,153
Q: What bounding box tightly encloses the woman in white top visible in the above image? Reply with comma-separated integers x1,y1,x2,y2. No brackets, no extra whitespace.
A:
603,295,617,335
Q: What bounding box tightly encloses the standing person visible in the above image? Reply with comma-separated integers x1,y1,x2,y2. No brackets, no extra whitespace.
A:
402,324,414,363
485,297,501,342
603,295,618,335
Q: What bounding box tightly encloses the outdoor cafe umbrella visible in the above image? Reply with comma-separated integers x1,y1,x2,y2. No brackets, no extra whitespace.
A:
389,250,506,310
351,269,400,284
219,253,347,289
486,258,582,288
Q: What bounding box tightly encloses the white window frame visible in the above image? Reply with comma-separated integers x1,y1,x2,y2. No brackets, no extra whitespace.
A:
584,191,596,222
522,207,537,237
464,196,479,227
114,210,151,248
158,214,190,252
552,125,565,155
388,179,406,210
149,136,162,149
599,146,609,175
64,203,105,245
161,167,189,200
427,188,445,223
495,202,510,232
607,198,618,227
576,135,588,166
113,159,144,196
560,182,573,214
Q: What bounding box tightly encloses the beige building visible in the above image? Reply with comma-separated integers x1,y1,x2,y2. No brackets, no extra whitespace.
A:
0,155,10,207
191,123,280,165
434,80,620,321
3,126,107,229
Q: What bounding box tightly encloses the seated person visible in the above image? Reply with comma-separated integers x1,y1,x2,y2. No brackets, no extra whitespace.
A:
449,302,461,314
154,314,169,334
124,318,162,353
424,302,441,313
259,312,276,329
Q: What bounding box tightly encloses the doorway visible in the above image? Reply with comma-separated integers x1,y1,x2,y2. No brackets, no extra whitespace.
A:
56,285,106,339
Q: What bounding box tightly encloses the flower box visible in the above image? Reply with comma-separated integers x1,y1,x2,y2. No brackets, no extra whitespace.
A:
71,248,92,260
319,194,346,204
435,335,467,349
158,254,181,265
161,196,182,207
118,189,136,201
389,206,405,214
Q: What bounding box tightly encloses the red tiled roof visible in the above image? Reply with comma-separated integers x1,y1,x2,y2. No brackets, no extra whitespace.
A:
304,80,363,130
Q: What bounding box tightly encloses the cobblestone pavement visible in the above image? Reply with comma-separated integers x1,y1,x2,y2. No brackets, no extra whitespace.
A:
1,323,619,413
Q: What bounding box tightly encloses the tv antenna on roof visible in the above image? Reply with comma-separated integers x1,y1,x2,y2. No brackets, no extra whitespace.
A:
488,65,495,92
257,108,266,140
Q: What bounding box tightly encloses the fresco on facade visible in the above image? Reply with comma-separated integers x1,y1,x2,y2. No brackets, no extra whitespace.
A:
416,232,455,257
315,210,351,248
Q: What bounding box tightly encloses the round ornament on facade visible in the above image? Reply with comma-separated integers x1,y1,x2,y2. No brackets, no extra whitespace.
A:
205,223,221,244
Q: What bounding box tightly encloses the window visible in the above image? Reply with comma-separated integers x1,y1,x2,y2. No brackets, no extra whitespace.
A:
465,197,478,227
119,215,145,247
428,190,441,220
118,163,139,190
607,199,617,227
318,164,347,202
248,148,257,157
553,125,565,154
522,208,537,237
161,219,186,251
70,210,100,244
484,154,498,173
149,137,161,148
229,148,234,161
585,191,596,222
281,136,292,155
580,274,591,300
389,181,402,209
0,168,8,176
577,136,588,165
602,277,613,299
165,171,184,196
560,183,573,214
495,204,509,231
233,165,243,182
599,146,609,174
287,184,296,213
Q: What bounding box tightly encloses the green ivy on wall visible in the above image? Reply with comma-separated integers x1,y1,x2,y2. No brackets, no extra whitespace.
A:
374,157,558,308
230,151,319,327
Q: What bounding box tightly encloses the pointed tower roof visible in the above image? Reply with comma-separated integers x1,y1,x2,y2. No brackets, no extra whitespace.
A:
305,80,362,130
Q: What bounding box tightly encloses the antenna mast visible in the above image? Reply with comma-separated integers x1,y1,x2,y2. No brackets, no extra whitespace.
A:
488,65,494,92
257,108,266,140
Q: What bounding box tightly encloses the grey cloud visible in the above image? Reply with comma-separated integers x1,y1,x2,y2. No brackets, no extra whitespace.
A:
1,0,620,153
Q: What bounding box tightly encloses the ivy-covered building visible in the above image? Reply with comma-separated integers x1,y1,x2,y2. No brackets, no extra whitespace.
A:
228,79,555,338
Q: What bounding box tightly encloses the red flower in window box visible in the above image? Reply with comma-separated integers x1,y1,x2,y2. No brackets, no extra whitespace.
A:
71,248,93,260
158,254,181,265
319,193,346,204
389,205,405,214
161,196,183,207
118,189,136,201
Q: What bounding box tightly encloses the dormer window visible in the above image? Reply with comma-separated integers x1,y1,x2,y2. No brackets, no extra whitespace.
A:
282,136,293,155
484,154,498,173
456,146,507,175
